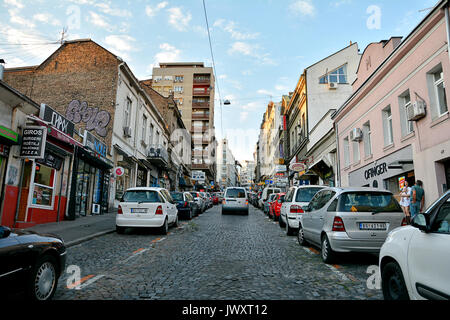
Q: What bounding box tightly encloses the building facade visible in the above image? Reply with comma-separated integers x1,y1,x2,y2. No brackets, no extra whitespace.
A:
333,1,450,207
216,139,237,189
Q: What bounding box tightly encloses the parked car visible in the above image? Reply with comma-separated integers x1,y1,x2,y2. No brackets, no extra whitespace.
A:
259,187,282,209
280,186,325,235
206,193,214,208
297,187,407,264
222,187,249,215
264,194,278,215
0,226,66,301
190,191,206,213
116,188,178,235
200,192,212,209
170,191,199,219
212,193,219,205
269,193,286,221
379,190,450,300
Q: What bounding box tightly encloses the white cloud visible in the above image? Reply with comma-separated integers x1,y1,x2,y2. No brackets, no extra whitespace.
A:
146,1,169,17
104,35,136,52
9,9,35,28
95,3,132,18
147,43,182,73
33,13,61,26
228,42,277,66
88,11,113,31
289,0,316,17
167,7,192,31
4,0,24,9
213,19,259,40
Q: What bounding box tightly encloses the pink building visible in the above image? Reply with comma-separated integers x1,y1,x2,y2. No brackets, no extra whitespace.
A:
333,0,450,207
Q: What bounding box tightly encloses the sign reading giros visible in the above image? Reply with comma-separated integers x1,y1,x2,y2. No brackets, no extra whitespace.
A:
115,167,125,177
289,163,307,172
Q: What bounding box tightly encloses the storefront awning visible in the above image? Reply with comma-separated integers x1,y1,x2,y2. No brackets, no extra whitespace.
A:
77,146,114,170
28,115,83,148
309,157,334,180
388,160,413,170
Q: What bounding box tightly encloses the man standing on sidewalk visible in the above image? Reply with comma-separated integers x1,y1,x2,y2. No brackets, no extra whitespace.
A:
410,180,425,220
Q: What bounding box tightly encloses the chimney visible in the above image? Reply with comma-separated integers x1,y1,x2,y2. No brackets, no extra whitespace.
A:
0,59,5,81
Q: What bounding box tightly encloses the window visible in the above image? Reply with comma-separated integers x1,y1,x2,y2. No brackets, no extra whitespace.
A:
399,91,414,136
174,86,184,93
164,76,173,81
328,199,338,212
125,97,132,127
382,106,394,146
337,192,402,213
149,123,154,145
432,199,450,234
142,115,147,143
32,164,56,207
319,65,348,84
175,75,184,83
363,122,372,157
434,70,448,116
309,191,334,211
343,137,350,167
352,139,360,163
122,191,161,203
225,188,246,199
295,187,324,203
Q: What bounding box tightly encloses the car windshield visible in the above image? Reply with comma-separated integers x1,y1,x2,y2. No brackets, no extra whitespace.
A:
338,192,402,213
122,191,160,203
296,188,324,203
171,193,184,201
280,195,285,202
226,189,246,199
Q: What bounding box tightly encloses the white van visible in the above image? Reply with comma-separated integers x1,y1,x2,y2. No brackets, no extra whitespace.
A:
259,187,282,209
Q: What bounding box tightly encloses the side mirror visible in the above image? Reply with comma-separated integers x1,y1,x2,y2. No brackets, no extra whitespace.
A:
303,206,311,212
412,214,430,233
0,226,12,239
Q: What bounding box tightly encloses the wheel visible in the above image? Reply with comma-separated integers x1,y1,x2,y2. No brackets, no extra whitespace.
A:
321,235,337,264
27,255,59,301
297,224,308,246
116,226,125,234
381,262,410,300
159,218,169,235
286,220,295,236
279,215,286,228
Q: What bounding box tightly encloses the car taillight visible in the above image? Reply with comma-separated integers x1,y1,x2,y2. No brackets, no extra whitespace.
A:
246,200,248,205
332,217,346,232
155,206,163,215
222,200,226,205
184,201,188,208
290,205,304,214
118,205,123,215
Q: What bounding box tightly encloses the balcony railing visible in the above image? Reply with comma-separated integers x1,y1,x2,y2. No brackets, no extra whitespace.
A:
147,145,169,167
192,90,211,96
192,102,210,108
192,113,210,120
193,78,211,84
191,126,210,133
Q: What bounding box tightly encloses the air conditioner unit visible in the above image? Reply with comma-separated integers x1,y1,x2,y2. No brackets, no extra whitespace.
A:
92,204,101,215
154,79,159,83
406,101,426,121
123,127,132,137
328,82,338,90
350,128,363,142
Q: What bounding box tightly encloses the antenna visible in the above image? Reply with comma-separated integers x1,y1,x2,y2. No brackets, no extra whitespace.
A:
418,7,433,13
60,27,68,45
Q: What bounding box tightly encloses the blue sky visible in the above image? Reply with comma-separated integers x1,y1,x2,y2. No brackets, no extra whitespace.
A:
0,0,439,161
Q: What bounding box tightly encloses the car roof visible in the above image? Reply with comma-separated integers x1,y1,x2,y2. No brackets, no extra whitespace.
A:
314,186,393,194
125,187,165,192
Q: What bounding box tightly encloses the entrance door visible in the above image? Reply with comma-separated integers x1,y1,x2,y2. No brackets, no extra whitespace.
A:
445,161,450,192
17,161,33,222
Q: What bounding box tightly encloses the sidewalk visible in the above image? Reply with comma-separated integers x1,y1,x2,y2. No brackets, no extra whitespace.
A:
27,210,117,248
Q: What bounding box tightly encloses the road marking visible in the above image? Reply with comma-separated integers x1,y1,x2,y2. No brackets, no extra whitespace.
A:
67,274,94,289
325,264,350,282
77,275,105,290
121,248,150,263
309,247,320,255
133,248,145,254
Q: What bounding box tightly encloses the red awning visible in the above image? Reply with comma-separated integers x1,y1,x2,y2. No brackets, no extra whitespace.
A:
27,115,84,148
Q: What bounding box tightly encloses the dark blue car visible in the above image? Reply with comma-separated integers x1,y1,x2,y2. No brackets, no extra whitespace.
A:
170,192,199,220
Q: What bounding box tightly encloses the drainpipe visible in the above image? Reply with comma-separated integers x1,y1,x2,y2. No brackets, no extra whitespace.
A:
445,4,450,61
334,120,341,188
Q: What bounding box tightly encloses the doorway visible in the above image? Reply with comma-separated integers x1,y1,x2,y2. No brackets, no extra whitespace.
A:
445,160,450,192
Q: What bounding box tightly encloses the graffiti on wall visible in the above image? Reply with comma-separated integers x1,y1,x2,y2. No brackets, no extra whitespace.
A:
66,100,111,137
7,165,18,185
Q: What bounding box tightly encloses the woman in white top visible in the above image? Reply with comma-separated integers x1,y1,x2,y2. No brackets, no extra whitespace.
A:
399,181,412,221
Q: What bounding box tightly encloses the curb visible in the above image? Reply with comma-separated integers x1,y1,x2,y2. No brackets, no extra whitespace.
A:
66,229,116,248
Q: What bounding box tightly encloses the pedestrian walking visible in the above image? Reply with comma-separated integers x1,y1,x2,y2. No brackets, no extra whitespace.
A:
410,180,425,220
399,181,412,224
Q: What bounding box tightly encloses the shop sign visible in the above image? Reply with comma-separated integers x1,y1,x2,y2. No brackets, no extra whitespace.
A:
0,125,19,144
364,163,388,180
36,152,63,170
276,165,287,173
0,144,10,157
40,104,75,137
20,126,47,159
290,163,307,172
115,167,125,177
192,171,206,181
398,176,406,190
84,130,107,158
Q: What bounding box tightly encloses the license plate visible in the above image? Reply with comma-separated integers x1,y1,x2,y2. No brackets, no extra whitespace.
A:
359,223,387,231
131,208,148,214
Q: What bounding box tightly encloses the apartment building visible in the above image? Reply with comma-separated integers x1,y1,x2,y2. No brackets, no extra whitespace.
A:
216,139,237,189
150,62,217,184
240,160,256,189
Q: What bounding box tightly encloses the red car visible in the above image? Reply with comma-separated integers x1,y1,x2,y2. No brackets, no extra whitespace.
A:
269,193,285,221
212,193,219,205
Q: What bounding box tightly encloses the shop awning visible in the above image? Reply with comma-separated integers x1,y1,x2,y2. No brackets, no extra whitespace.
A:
77,146,114,170
309,157,334,180
28,115,83,148
388,160,413,170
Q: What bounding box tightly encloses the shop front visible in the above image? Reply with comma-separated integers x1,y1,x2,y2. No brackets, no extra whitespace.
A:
114,144,136,203
0,125,19,216
348,145,415,198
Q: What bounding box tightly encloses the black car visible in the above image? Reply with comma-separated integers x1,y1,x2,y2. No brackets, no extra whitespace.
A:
0,226,66,300
170,192,200,219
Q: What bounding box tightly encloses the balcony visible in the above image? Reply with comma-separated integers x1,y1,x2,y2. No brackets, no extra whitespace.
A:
192,102,210,108
191,126,210,133
193,78,211,85
147,145,169,168
193,138,210,145
192,90,211,97
192,113,210,120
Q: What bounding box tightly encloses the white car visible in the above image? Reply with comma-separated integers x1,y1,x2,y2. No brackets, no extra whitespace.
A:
259,187,281,209
279,186,325,236
116,187,178,235
379,190,450,300
222,187,249,215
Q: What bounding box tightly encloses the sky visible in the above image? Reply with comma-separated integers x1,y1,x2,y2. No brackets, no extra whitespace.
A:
0,0,440,162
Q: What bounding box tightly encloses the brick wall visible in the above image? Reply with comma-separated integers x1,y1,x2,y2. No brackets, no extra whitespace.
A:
4,40,120,152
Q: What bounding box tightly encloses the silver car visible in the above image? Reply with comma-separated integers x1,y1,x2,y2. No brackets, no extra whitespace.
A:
222,187,249,215
297,187,406,264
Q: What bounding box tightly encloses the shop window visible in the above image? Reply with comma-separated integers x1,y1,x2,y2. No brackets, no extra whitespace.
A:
32,164,55,207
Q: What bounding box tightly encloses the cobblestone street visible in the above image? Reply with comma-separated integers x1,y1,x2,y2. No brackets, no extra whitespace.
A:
54,205,382,300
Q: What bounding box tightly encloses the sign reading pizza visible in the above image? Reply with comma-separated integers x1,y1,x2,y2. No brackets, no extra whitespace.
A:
289,163,307,172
